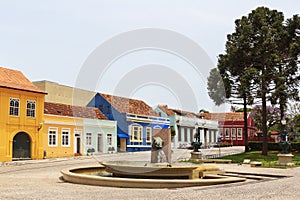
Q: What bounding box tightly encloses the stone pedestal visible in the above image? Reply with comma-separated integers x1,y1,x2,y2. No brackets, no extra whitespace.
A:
277,153,294,166
151,129,171,163
190,152,202,160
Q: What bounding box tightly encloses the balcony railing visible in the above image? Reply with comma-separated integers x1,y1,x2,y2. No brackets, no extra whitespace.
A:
126,113,170,125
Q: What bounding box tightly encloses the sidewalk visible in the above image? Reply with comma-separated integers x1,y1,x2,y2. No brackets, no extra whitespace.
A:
1,146,245,167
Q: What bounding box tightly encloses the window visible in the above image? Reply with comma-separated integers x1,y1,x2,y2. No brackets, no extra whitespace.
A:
99,104,104,112
131,125,142,142
48,128,58,146
231,128,236,139
26,100,36,118
107,133,112,145
86,133,92,145
61,129,70,146
10,98,20,116
225,128,230,137
146,127,152,142
237,128,243,139
106,105,111,114
99,104,103,112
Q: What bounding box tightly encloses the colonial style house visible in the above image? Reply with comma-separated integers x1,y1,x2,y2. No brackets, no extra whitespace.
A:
0,67,47,162
43,102,117,157
199,112,256,146
87,93,170,152
155,105,219,148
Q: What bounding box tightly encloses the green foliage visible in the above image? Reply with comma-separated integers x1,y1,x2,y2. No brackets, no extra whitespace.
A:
235,107,252,112
220,151,300,168
87,148,95,153
207,68,227,106
207,6,300,156
248,142,280,151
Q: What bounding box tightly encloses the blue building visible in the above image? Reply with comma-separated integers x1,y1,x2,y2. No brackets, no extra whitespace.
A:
87,93,170,152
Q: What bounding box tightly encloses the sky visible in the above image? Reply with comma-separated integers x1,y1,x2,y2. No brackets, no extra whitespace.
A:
0,1,299,113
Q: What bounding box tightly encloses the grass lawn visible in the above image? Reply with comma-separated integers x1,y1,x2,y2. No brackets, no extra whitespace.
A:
219,151,300,168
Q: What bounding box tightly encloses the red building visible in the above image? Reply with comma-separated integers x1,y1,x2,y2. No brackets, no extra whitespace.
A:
199,112,256,146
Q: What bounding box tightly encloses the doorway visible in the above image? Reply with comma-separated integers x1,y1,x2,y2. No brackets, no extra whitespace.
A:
74,131,81,154
13,132,31,160
97,134,103,153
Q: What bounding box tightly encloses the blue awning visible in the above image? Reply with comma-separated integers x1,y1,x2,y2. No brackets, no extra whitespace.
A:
117,133,129,139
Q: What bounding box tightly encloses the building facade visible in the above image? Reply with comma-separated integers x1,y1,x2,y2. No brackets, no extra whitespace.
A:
42,102,117,158
33,80,96,106
0,67,46,162
199,112,256,146
87,93,170,152
155,105,219,149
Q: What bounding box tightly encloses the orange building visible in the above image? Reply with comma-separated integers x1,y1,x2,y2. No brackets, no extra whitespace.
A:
0,67,46,161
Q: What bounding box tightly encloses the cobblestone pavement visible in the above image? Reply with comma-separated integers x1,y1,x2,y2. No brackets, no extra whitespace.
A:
1,147,300,200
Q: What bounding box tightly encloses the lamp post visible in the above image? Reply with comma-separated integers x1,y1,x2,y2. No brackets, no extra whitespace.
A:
279,117,290,154
277,116,294,166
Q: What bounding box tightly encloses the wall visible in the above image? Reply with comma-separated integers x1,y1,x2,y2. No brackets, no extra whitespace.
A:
83,119,117,154
34,81,96,106
0,87,45,162
42,115,83,158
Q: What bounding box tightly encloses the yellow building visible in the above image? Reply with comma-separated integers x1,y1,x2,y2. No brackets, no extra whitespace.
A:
0,67,46,162
42,102,115,158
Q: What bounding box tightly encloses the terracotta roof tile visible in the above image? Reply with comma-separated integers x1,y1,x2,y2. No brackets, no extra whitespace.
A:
0,67,46,94
158,105,199,118
199,112,246,121
100,93,159,116
157,105,175,116
44,102,107,120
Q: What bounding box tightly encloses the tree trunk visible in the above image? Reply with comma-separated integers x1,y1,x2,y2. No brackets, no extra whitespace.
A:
261,67,268,156
243,95,249,152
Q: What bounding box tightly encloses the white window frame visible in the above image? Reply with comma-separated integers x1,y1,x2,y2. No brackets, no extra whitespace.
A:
146,127,152,142
130,124,142,142
225,128,230,138
9,98,20,116
107,133,112,146
231,128,236,139
86,133,92,146
61,128,70,147
48,127,58,146
237,128,243,140
26,100,36,118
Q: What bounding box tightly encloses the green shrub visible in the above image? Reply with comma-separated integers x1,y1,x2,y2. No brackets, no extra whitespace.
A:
248,142,280,151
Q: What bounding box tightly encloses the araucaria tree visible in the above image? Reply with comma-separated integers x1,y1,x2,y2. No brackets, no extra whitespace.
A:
207,7,300,156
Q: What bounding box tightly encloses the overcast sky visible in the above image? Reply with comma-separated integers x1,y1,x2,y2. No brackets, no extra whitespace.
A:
0,1,299,112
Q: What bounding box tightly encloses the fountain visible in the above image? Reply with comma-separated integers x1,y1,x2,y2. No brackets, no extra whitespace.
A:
61,130,246,188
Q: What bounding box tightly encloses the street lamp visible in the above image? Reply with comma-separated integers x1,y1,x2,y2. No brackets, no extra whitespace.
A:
277,116,294,166
279,117,290,154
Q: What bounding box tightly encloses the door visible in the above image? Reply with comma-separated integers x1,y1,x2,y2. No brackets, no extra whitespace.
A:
120,138,127,152
13,132,31,159
74,130,82,154
97,134,103,153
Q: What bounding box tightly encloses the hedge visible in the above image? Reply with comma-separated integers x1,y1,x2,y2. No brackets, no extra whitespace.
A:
248,142,300,152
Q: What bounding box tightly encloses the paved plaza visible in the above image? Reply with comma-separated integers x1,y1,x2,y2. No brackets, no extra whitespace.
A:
1,147,300,200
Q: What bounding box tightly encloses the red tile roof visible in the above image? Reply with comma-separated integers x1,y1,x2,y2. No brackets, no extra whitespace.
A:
44,102,107,120
158,104,199,118
199,112,246,121
0,67,46,94
100,93,159,116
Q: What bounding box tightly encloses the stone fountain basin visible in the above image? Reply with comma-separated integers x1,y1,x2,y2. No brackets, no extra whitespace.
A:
100,161,222,179
61,166,246,188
